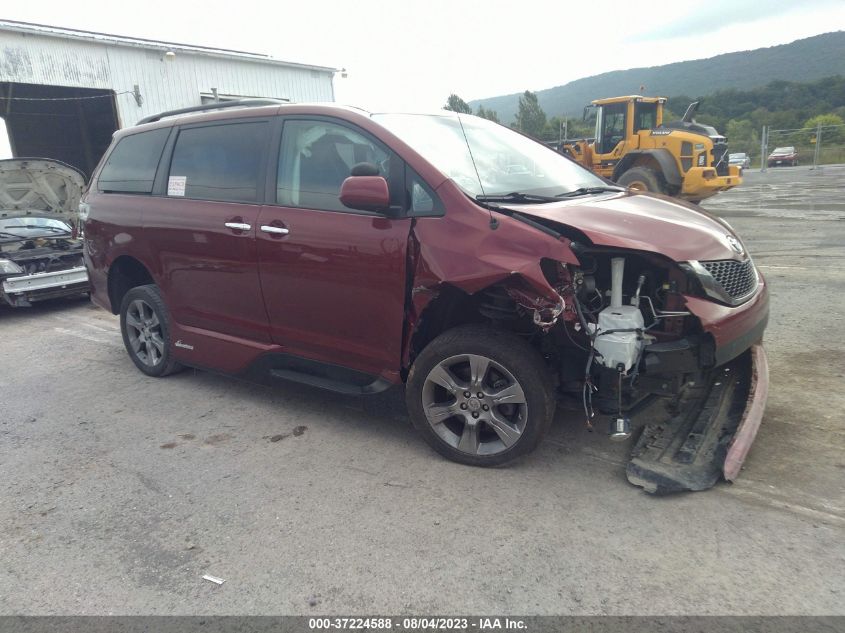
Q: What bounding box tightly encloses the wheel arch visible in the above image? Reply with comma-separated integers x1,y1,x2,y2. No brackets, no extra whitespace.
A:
408,284,486,369
406,272,563,375
107,255,155,315
613,149,682,188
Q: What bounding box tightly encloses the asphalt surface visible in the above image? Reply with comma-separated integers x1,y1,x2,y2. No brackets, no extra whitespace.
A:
1,165,843,615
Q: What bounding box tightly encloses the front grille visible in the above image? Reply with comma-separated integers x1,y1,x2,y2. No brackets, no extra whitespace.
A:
701,259,756,299
711,142,729,176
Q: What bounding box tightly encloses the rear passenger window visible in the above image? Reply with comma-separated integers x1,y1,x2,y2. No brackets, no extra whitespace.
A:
98,128,170,194
168,122,267,203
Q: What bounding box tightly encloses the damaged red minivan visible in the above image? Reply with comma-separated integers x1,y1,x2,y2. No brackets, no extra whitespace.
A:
82,102,769,493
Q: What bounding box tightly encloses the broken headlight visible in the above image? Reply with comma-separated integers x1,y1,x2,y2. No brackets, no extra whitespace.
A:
0,259,24,275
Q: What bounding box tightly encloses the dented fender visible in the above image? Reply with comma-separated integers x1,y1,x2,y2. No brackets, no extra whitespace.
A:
402,181,578,366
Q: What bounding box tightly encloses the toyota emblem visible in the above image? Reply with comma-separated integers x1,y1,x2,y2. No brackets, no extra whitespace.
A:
726,235,744,255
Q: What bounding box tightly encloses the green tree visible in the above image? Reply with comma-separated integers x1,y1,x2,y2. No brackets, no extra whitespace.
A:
443,94,472,114
725,119,759,157
514,91,547,139
804,113,844,142
542,116,593,142
475,105,500,123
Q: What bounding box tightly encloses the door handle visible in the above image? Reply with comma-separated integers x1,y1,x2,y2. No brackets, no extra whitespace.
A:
260,225,290,235
224,222,251,231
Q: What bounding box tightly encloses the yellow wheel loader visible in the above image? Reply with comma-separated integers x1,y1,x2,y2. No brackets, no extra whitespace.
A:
558,96,742,202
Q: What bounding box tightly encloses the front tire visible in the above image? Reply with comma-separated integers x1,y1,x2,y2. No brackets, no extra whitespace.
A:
119,284,183,377
616,167,665,194
406,326,555,466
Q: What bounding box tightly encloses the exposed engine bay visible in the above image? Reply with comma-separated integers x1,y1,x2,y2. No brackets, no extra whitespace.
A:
424,230,762,493
0,159,89,307
537,248,761,493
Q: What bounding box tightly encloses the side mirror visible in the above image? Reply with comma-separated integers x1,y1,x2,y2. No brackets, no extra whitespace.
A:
339,176,390,212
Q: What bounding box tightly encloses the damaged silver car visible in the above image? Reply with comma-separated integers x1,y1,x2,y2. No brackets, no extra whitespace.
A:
0,159,89,307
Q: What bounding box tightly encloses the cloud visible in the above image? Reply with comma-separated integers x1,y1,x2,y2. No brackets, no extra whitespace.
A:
633,0,840,40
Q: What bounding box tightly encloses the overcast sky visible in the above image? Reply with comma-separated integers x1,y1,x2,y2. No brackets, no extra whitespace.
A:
2,0,845,158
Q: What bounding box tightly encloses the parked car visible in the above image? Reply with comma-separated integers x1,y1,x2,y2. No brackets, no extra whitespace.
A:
728,152,751,169
82,102,770,493
0,159,89,307
767,146,798,167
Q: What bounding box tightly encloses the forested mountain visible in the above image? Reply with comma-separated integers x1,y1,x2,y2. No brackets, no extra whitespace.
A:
468,32,845,122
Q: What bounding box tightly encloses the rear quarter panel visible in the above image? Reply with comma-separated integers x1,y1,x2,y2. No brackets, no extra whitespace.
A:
83,191,155,312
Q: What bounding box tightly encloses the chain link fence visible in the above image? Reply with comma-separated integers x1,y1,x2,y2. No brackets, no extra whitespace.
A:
760,123,845,170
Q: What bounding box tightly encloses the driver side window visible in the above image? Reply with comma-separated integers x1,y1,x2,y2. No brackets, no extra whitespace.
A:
277,120,392,212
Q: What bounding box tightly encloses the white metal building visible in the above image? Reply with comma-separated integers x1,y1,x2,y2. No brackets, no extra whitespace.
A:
0,20,337,176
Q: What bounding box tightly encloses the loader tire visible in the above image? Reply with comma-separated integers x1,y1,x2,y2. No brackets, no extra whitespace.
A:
617,167,665,194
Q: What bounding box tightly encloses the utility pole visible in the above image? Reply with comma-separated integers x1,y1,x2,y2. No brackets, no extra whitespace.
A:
760,125,768,172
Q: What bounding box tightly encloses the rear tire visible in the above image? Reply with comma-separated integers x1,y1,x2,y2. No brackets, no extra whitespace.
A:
617,167,665,194
406,325,556,467
119,284,183,378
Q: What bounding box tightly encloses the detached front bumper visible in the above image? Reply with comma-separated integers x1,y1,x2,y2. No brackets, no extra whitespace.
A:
627,343,769,494
723,344,769,480
1,266,89,307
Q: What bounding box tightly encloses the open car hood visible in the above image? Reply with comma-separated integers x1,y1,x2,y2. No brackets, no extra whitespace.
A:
508,191,744,262
0,159,86,224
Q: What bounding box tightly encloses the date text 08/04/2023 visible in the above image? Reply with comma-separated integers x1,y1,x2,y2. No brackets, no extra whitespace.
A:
308,617,528,630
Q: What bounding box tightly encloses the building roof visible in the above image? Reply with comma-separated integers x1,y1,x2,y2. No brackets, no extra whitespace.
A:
0,19,338,73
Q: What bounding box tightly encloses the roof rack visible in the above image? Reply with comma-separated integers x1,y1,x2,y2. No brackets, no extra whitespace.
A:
137,99,283,125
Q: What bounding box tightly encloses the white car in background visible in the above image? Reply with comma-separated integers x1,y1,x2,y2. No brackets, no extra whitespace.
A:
728,152,751,169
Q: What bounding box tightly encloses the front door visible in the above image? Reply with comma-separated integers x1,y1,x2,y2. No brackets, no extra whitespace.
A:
593,102,628,177
256,118,411,378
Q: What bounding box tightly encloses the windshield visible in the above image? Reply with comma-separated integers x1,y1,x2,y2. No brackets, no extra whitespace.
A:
0,217,71,240
772,147,794,153
373,113,606,198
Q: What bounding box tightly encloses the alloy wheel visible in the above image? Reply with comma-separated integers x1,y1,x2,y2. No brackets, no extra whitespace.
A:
421,354,528,456
124,298,165,367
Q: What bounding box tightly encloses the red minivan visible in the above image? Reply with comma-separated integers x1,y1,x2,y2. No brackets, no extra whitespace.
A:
82,101,769,493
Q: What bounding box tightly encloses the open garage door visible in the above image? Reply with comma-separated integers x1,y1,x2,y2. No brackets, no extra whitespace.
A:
0,82,119,178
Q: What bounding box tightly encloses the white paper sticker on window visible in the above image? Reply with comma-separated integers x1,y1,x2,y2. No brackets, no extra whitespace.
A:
168,176,186,197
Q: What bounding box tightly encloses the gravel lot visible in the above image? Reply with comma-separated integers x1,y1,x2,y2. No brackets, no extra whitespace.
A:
1,165,843,615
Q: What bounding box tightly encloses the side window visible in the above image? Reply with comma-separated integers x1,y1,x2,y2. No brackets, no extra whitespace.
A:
277,120,393,212
97,128,170,194
634,102,657,132
168,122,267,203
406,166,444,217
599,103,626,154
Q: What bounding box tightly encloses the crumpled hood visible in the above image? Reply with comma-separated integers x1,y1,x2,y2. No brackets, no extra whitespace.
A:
0,159,86,224
509,191,744,262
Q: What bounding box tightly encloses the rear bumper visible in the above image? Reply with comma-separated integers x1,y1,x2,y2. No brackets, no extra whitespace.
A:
1,266,89,306
723,343,769,480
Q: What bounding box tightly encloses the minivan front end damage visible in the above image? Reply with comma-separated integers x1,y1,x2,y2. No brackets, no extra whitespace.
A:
405,191,769,493
551,249,767,493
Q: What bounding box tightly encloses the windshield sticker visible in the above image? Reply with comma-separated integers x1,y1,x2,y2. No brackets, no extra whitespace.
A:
168,176,187,197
